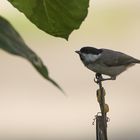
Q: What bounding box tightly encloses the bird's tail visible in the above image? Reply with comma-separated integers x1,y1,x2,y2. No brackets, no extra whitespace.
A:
133,58,140,63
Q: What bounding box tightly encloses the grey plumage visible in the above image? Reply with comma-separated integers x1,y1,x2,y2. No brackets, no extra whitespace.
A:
99,49,140,66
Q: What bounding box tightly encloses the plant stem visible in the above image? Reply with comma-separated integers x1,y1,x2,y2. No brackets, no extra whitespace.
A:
95,74,108,140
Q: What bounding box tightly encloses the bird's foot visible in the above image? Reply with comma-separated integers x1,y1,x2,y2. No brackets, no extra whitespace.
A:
94,73,116,84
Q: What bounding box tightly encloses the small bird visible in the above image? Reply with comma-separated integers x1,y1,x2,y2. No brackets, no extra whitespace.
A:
75,46,140,81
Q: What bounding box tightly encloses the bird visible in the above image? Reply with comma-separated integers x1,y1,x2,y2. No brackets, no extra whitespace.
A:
75,46,140,82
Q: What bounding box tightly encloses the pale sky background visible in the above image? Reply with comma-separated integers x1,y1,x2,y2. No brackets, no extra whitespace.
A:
0,0,140,140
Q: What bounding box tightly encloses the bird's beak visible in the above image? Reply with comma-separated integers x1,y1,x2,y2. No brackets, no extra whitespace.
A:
75,50,81,54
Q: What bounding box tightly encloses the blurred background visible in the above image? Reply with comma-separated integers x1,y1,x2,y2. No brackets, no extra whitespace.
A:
0,0,140,140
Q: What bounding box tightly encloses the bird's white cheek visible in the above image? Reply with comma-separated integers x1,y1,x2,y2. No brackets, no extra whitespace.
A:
84,54,101,62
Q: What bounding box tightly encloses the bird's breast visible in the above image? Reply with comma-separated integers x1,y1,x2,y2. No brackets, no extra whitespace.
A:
86,63,127,77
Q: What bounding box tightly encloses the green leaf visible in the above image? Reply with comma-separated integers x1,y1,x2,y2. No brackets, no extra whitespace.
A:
0,16,64,93
8,0,89,40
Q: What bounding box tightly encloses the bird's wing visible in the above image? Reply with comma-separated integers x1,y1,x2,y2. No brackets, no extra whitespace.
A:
100,49,140,66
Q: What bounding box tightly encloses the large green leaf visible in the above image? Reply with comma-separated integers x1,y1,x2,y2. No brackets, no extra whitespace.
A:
8,0,89,40
0,16,63,93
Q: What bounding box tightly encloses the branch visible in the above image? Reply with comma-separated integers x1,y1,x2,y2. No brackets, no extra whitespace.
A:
94,73,109,140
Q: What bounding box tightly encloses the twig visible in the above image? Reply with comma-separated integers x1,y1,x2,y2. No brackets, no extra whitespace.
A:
94,73,109,140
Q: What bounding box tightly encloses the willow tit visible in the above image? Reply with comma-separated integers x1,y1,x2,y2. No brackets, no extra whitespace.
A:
75,46,140,81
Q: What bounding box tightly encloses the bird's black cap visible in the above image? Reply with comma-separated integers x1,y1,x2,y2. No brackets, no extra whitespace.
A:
80,47,103,55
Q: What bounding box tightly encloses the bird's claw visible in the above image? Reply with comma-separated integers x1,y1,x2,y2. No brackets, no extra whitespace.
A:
94,77,98,83
94,73,103,84
94,73,116,84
